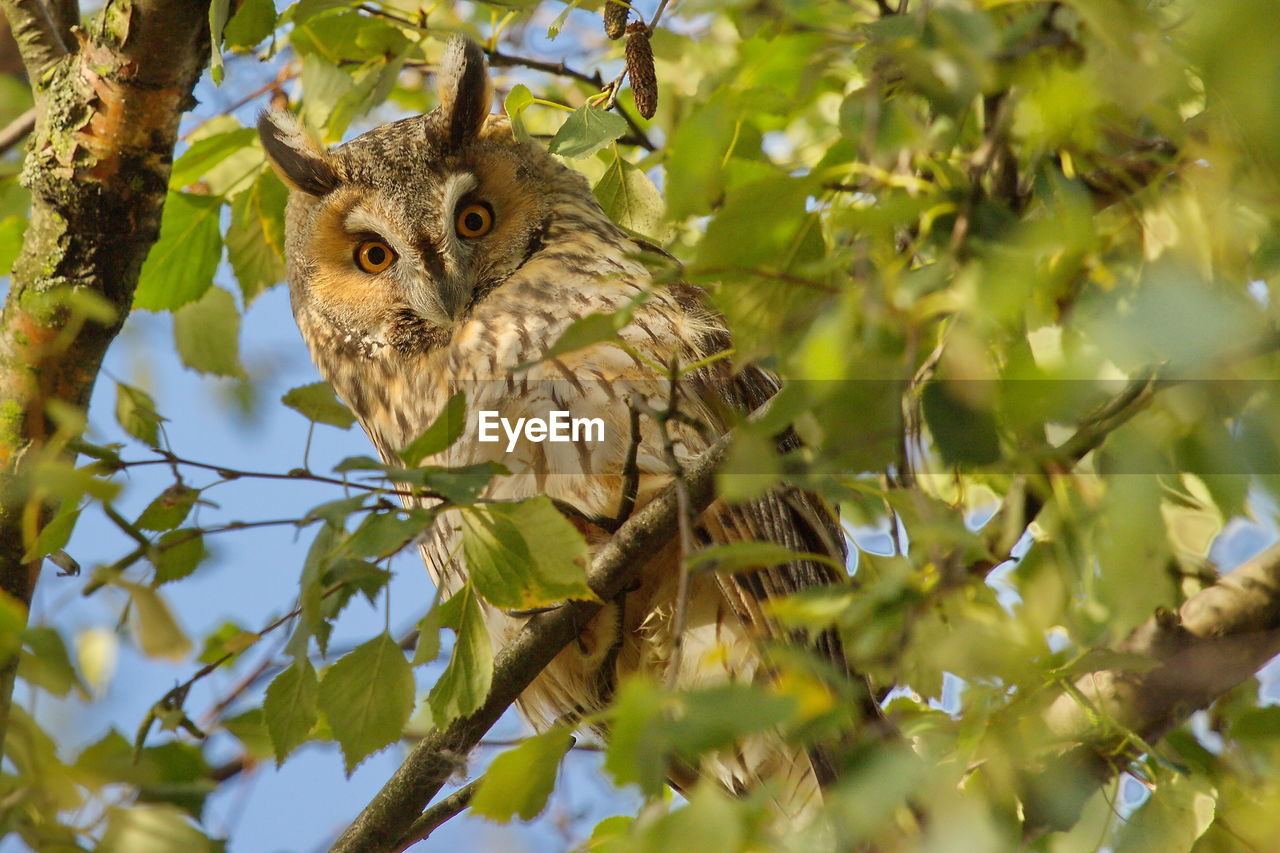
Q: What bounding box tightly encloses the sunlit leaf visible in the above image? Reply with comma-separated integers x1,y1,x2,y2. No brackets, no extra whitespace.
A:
282,381,356,429
460,497,596,610
400,392,467,465
227,167,287,303
471,727,573,822
548,106,628,159
115,382,165,447
124,584,192,661
264,659,319,766
594,152,665,239
151,529,209,584
319,632,414,774
136,485,199,532
427,582,492,725
133,193,223,312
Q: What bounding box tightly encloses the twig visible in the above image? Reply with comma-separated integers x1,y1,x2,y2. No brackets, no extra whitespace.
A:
393,778,481,850
615,402,642,523
119,450,406,495
0,106,35,156
331,431,731,852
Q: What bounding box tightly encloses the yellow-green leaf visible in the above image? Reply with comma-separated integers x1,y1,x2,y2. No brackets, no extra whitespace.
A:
318,632,415,774
471,727,573,822
460,497,596,610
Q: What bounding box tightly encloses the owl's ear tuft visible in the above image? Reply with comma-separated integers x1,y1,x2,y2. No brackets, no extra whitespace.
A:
257,110,340,196
437,36,493,148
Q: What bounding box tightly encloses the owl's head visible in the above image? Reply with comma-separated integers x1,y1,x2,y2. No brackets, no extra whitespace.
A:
258,36,579,352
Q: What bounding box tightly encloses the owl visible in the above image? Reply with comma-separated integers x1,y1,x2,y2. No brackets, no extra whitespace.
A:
259,35,863,820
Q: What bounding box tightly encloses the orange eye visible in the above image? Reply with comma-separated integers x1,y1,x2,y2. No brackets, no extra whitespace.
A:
455,202,494,238
355,240,395,274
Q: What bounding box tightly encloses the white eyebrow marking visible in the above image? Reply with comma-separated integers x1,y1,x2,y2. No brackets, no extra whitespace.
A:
441,172,480,236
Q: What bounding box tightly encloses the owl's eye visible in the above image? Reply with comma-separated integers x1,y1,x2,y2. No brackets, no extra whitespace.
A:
355,240,395,274
455,202,494,238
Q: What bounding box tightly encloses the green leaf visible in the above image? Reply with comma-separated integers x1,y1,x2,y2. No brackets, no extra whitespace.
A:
223,0,276,48
23,505,79,561
420,463,505,504
329,50,410,140
19,626,85,698
151,529,209,584
125,583,192,661
290,10,410,62
412,601,442,665
471,727,573,822
686,541,843,575
197,621,256,665
1113,773,1216,853
136,484,199,532
460,497,596,610
594,153,665,239
173,286,247,379
115,382,165,447
604,677,668,795
100,804,218,852
342,510,434,560
920,380,1001,467
694,174,823,274
527,297,643,366
282,381,356,429
304,494,368,529
208,0,230,84
428,582,492,725
264,659,319,765
505,84,534,143
0,215,26,275
664,92,738,219
318,632,415,774
287,524,338,658
134,192,223,312
169,127,257,190
227,168,287,303
221,708,273,760
548,106,628,159
546,0,581,38
400,392,467,465
300,55,355,139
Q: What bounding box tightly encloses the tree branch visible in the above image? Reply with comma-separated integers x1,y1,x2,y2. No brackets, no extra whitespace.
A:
0,105,34,155
0,0,210,755
330,432,731,852
0,0,65,78
1022,541,1280,836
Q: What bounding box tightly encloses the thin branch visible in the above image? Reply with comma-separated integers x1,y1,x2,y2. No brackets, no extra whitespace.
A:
393,777,481,850
0,106,35,155
0,0,66,77
330,432,731,852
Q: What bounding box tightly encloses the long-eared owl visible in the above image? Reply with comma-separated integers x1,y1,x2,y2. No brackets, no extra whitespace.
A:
258,35,860,819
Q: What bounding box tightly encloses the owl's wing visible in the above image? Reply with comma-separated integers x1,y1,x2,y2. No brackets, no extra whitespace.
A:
695,363,882,788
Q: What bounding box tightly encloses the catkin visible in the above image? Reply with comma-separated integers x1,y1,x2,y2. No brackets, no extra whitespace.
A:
626,23,657,119
603,0,628,40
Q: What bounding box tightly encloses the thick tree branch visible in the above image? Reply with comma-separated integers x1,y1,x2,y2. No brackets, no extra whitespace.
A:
330,433,731,853
0,0,65,77
0,0,210,751
1022,542,1280,835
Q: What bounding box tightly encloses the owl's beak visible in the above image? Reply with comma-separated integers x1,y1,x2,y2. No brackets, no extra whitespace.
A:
438,276,472,320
